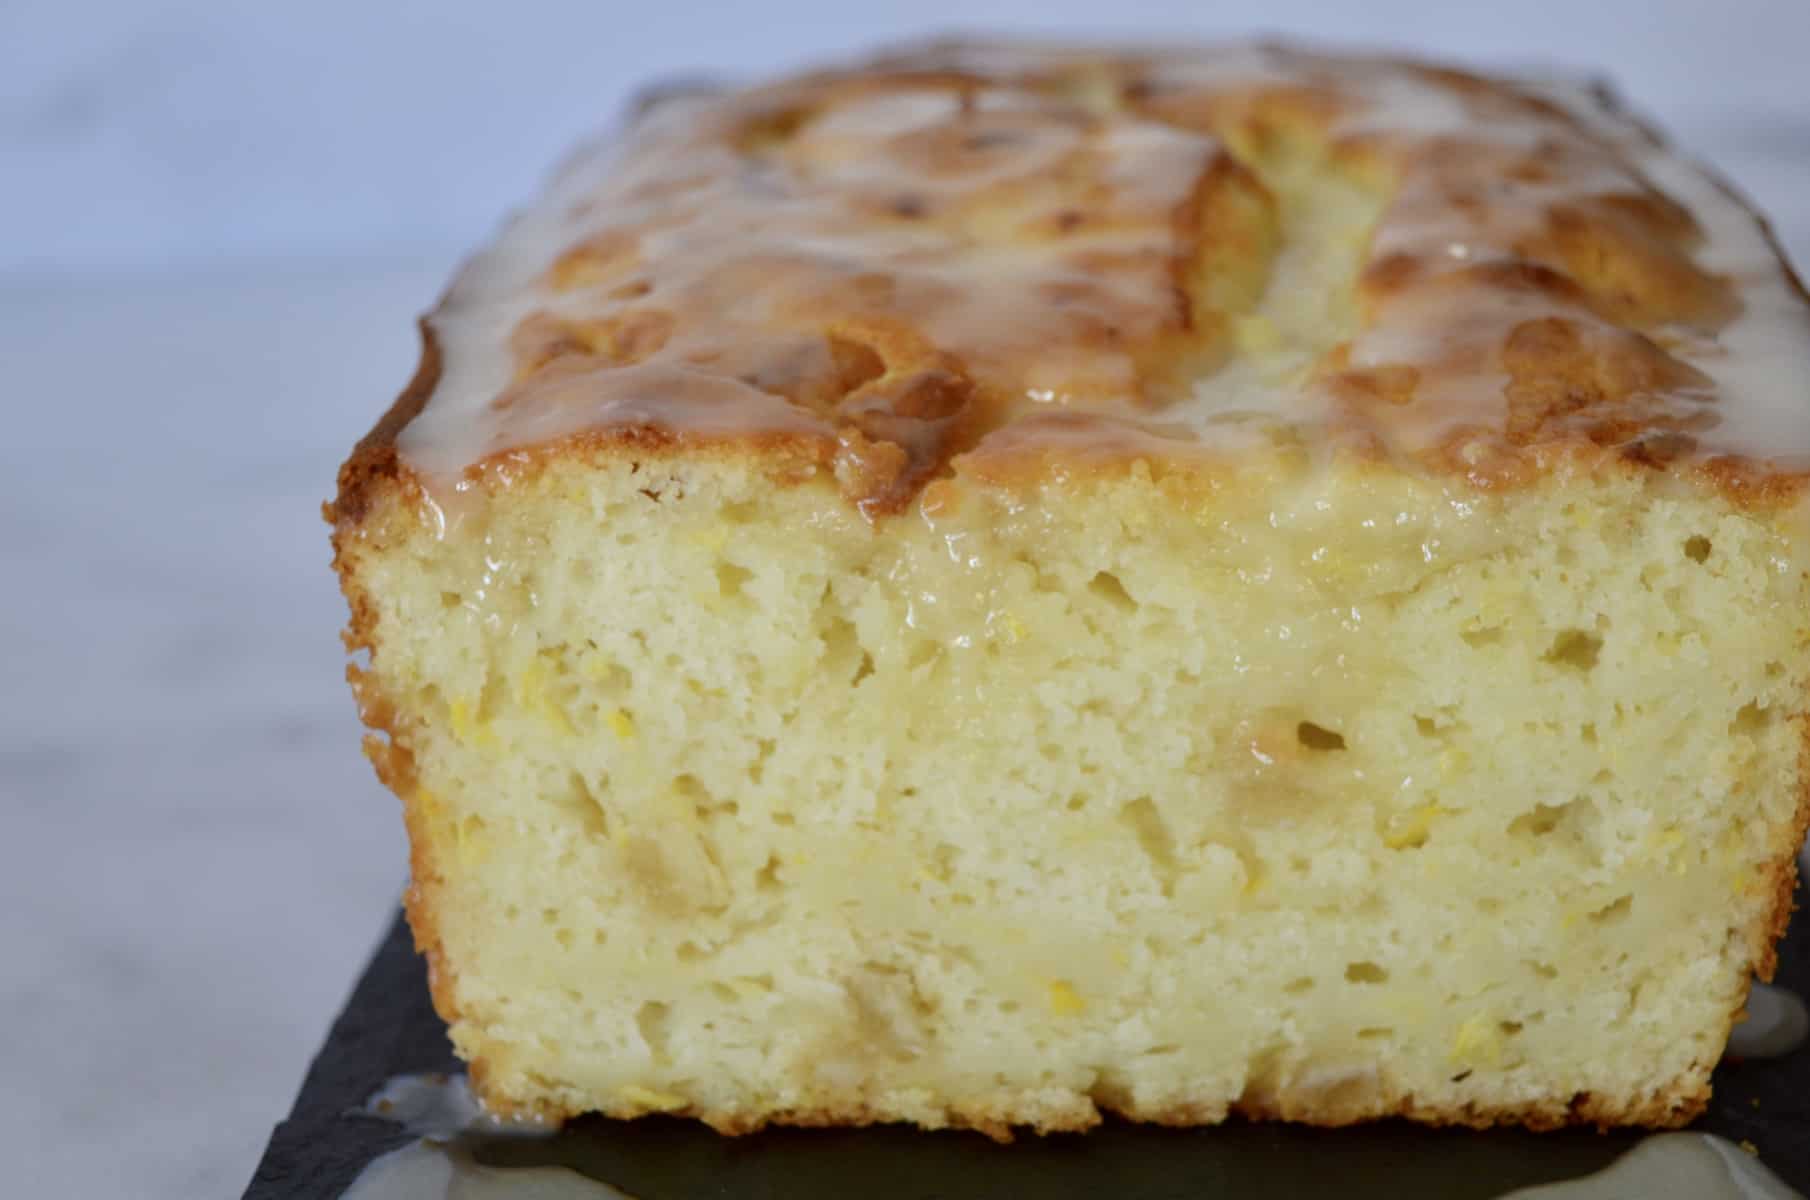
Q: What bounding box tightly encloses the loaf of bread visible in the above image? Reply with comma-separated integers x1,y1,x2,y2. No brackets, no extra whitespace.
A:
328,40,1810,1139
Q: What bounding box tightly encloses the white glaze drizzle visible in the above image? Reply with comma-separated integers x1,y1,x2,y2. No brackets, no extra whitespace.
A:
1525,75,1810,466
386,43,1810,500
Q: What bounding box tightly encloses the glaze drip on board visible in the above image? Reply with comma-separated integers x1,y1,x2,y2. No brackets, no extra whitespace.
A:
344,1074,630,1200
340,1142,633,1200
364,1073,554,1139
1498,1132,1802,1199
1729,983,1810,1061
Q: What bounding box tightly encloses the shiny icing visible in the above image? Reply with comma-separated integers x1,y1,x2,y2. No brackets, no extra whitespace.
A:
393,41,1810,513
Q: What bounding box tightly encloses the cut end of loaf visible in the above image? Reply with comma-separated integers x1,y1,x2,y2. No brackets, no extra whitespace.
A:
334,447,1810,1138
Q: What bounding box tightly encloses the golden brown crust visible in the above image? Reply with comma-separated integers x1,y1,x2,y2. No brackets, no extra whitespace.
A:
345,657,464,1032
328,39,1810,527
325,319,442,531
1751,712,1810,983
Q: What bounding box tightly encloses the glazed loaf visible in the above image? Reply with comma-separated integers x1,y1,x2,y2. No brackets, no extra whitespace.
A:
329,41,1810,1138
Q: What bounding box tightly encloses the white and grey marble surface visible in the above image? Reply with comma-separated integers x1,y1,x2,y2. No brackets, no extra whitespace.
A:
1,262,440,1199
7,1,1810,276
2,6,1808,1200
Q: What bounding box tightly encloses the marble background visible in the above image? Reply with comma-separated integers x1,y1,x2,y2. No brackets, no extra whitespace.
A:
2,4,1806,1197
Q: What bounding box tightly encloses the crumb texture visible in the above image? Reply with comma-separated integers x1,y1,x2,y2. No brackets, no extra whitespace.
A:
339,453,1810,1136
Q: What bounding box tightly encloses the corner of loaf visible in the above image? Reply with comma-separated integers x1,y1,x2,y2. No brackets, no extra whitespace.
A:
333,443,1810,1137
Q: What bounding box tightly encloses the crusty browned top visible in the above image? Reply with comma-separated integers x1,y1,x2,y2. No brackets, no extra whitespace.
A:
337,39,1810,523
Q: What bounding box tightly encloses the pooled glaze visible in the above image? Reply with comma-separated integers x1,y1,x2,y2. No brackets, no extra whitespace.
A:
1498,1133,1801,1199
340,1142,632,1200
1729,982,1810,1060
344,1074,628,1200
386,40,1810,514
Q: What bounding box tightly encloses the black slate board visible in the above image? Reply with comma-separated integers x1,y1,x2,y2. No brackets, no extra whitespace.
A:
246,888,1810,1199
